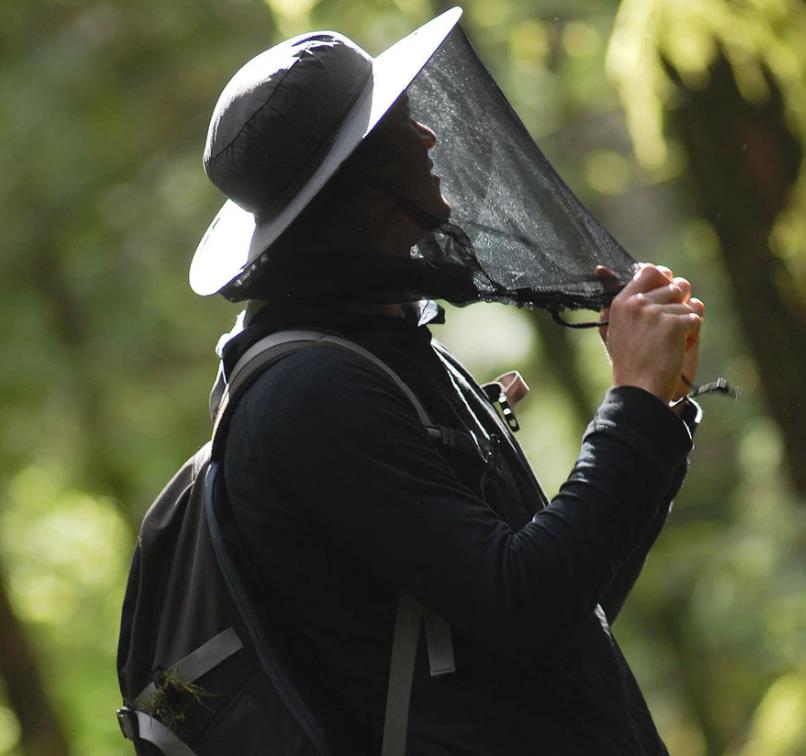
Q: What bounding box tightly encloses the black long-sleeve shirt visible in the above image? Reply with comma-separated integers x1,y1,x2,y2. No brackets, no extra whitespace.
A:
221,303,696,755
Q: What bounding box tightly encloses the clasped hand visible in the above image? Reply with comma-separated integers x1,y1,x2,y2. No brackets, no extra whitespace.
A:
596,264,704,404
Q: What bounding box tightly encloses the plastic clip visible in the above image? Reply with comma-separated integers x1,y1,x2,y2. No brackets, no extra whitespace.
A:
116,707,139,741
498,395,520,432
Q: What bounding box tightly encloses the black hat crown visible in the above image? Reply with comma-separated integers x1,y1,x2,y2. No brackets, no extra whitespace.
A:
203,34,373,219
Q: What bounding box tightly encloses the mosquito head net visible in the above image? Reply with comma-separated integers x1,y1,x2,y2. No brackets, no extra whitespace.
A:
225,23,637,314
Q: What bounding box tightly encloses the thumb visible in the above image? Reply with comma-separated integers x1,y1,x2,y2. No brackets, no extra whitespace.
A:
595,266,619,345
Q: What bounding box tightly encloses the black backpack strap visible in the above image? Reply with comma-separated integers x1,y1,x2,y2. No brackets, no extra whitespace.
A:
212,328,456,756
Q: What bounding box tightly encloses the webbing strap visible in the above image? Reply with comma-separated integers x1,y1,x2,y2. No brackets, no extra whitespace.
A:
381,599,456,756
222,330,434,430
134,626,243,707
216,331,432,438
424,611,456,676
382,594,423,756
134,711,196,756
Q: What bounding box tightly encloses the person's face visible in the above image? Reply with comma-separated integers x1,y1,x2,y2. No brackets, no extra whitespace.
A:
366,95,451,225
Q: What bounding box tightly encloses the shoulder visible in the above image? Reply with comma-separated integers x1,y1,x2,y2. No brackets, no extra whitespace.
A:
231,342,426,444
241,342,409,406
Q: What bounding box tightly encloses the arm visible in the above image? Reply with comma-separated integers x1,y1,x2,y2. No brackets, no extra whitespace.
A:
597,459,684,624
599,397,702,625
236,347,692,662
594,264,705,622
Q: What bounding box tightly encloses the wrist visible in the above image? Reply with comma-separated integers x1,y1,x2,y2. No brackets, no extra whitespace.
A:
594,386,695,465
670,395,702,427
612,377,675,404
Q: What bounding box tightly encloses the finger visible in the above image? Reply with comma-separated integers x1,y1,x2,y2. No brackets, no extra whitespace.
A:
595,265,622,295
688,297,705,317
649,302,699,316
683,300,704,349
619,264,673,297
653,310,702,343
594,266,617,345
597,307,610,343
656,265,673,281
598,319,609,345
671,276,691,300
641,282,690,305
682,311,703,336
636,262,674,280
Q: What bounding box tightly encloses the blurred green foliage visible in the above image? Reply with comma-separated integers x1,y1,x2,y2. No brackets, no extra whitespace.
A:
0,0,803,754
609,0,806,295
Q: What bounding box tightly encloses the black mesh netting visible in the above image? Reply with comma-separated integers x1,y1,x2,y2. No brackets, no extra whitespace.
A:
406,24,637,312
227,23,637,313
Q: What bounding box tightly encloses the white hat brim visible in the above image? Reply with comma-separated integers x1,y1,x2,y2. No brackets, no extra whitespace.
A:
189,7,463,296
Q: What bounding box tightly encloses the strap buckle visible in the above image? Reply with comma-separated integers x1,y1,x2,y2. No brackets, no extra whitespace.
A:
482,382,521,432
498,396,520,432
116,706,139,741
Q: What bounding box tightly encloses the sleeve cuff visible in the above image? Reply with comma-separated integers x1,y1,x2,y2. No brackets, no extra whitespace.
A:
673,396,703,436
588,386,694,470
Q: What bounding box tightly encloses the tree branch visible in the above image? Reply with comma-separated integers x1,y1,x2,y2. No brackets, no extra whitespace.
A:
0,557,70,756
666,54,806,496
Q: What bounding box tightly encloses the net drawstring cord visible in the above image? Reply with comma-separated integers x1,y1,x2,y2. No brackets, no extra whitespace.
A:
680,374,740,399
549,308,739,400
549,309,607,329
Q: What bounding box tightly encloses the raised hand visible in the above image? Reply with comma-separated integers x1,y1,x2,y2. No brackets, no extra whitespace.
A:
595,264,704,404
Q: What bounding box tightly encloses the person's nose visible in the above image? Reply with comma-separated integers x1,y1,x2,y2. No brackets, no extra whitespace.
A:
414,121,437,150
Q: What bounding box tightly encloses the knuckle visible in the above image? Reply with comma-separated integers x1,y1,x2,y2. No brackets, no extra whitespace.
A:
611,290,631,309
676,313,701,336
628,292,642,307
610,289,627,307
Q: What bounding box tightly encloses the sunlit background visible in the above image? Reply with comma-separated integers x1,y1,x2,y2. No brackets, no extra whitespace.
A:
1,0,804,754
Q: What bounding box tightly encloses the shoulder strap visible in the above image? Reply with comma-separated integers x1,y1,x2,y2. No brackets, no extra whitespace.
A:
431,339,547,506
208,328,454,756
211,330,433,458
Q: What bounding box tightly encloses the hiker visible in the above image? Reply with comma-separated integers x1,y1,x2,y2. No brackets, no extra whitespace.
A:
189,8,703,754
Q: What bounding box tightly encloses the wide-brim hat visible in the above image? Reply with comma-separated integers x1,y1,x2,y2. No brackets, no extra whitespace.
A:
190,7,462,296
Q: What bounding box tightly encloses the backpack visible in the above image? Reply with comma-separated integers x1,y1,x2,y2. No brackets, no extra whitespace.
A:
115,330,458,756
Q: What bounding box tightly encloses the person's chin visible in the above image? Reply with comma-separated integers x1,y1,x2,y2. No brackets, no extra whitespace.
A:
434,198,451,223
425,189,451,222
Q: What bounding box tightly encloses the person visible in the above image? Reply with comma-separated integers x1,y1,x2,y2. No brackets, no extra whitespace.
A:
192,9,703,754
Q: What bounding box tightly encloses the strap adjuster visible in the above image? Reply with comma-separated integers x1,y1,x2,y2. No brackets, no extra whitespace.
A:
482,383,520,432
116,707,139,741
